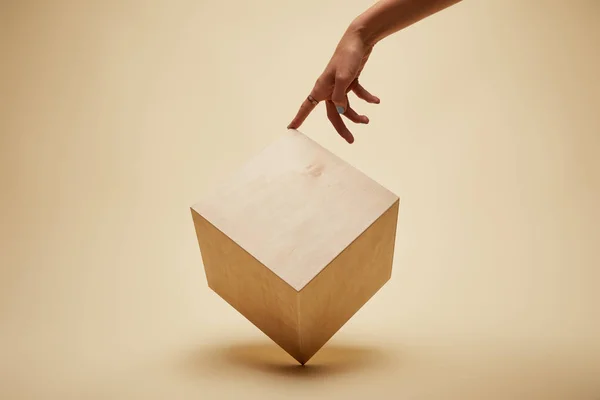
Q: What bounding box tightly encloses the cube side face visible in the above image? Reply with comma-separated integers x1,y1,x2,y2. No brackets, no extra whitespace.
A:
191,209,303,362
297,199,399,363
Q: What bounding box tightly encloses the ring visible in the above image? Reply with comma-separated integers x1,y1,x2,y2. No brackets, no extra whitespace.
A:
307,95,319,105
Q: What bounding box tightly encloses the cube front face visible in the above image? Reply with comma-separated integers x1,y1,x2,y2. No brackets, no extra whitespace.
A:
191,130,400,364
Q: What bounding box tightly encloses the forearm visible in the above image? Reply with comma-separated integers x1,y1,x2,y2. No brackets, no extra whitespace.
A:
350,0,462,46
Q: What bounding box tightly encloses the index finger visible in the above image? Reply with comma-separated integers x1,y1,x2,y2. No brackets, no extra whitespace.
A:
287,94,319,129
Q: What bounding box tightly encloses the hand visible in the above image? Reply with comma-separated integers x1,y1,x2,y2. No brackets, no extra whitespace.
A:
287,27,380,144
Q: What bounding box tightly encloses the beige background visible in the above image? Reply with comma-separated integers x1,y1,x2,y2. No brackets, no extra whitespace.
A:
1,0,599,399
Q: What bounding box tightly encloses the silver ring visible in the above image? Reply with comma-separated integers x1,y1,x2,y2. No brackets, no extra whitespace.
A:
307,95,318,105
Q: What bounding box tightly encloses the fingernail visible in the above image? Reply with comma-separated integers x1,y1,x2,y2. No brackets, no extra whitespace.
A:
336,105,345,114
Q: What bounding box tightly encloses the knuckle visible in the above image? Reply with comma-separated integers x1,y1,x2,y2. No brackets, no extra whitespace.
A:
314,77,326,88
335,71,353,83
314,77,331,94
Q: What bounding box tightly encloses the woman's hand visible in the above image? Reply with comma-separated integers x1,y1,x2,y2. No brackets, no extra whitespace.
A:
287,0,462,143
287,27,380,144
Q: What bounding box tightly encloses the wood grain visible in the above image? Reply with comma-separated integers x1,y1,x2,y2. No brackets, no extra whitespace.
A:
193,129,398,291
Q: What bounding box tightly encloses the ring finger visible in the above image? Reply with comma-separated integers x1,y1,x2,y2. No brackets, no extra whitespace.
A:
342,98,369,124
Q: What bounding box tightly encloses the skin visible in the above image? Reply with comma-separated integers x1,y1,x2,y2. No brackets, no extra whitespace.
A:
287,0,463,143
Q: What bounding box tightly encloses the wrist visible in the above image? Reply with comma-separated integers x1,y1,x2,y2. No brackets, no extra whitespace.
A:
347,17,380,48
349,0,463,47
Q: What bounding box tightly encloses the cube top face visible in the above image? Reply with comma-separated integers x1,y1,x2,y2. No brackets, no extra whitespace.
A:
192,130,398,291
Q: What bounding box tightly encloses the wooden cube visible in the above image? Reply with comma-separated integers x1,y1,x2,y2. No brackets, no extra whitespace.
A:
191,130,399,364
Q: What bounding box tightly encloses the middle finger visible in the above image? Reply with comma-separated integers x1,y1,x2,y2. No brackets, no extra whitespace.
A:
326,100,354,143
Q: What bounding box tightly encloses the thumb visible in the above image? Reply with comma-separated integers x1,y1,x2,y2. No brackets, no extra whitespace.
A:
331,72,354,114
